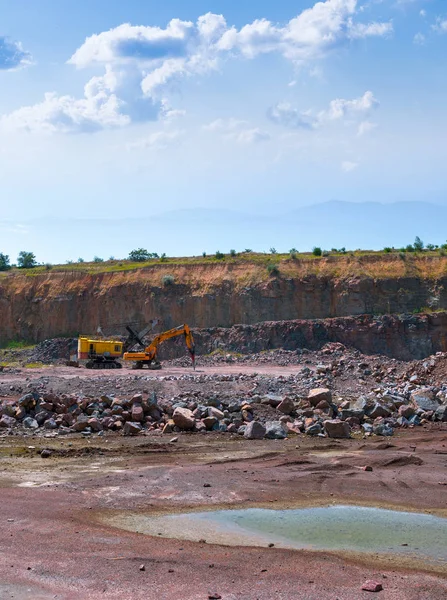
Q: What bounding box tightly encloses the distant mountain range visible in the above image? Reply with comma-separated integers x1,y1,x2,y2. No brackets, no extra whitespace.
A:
1,200,446,263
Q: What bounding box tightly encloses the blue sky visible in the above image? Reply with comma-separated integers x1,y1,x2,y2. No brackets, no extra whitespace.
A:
0,0,446,261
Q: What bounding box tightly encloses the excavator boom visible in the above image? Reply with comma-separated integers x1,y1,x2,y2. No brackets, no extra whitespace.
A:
123,324,195,369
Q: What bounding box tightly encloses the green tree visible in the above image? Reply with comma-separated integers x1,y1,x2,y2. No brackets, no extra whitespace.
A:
0,253,11,271
215,250,225,260
128,248,151,262
93,256,104,263
17,251,37,269
414,236,424,252
312,247,322,257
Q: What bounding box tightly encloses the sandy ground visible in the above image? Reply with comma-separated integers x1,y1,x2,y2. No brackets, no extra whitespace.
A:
1,363,447,599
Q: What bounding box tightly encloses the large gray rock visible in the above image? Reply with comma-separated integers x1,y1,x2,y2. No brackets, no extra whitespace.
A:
265,421,287,439
208,407,225,420
435,405,447,422
339,408,364,421
23,417,39,429
123,421,142,436
373,423,394,436
324,419,351,439
308,388,332,407
244,421,266,440
367,403,391,419
172,407,195,430
411,389,440,412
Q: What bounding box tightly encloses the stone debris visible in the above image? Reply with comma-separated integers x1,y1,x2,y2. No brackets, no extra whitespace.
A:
361,580,383,592
1,345,447,441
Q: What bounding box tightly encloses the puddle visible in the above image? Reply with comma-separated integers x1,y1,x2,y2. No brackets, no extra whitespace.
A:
105,505,447,566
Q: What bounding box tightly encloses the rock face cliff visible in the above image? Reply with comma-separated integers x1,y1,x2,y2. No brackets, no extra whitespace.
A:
0,255,446,351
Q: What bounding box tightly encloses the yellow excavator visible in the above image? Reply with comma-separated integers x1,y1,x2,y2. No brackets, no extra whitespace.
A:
123,324,195,370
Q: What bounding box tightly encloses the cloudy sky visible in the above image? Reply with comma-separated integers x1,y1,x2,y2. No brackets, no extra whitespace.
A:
0,0,446,260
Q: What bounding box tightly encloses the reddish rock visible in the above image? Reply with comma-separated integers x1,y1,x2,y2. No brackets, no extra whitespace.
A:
324,419,351,439
308,388,332,406
172,407,195,430
361,580,383,592
131,406,144,422
277,398,295,415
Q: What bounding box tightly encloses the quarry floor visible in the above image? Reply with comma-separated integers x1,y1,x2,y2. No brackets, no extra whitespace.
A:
0,419,446,599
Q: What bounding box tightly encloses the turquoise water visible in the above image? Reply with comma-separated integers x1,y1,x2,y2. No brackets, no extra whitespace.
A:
111,505,447,565
197,506,447,562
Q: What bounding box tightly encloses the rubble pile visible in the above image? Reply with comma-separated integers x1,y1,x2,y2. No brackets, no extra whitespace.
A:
28,338,76,363
1,377,446,439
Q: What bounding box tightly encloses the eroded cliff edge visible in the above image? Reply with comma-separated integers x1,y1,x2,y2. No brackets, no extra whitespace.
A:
1,254,446,349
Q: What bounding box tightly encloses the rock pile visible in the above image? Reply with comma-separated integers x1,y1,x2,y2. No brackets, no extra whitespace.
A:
0,382,445,439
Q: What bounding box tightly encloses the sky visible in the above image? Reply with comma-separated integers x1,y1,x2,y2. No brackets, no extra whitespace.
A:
0,0,446,262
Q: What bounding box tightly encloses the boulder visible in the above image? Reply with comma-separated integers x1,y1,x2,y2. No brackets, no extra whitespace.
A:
367,403,391,419
373,423,394,436
123,421,142,436
131,406,144,422
202,416,218,430
324,419,351,439
305,423,323,436
308,388,332,407
22,417,38,429
265,421,287,439
339,408,364,421
410,389,440,412
244,421,266,440
72,417,90,432
435,405,447,422
277,398,295,415
398,405,415,419
172,407,195,430
208,407,225,420
0,415,16,428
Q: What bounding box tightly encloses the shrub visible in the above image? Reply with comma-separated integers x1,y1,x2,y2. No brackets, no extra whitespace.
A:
383,247,392,253
215,250,225,260
230,249,237,257
162,274,175,286
289,251,297,259
440,248,446,257
322,250,330,257
399,252,406,260
93,256,104,263
45,263,52,270
17,251,37,269
405,244,414,253
160,253,167,262
202,251,207,258
312,247,322,257
0,253,10,271
267,263,279,276
426,244,435,251
77,258,85,263
270,247,277,254
243,249,253,253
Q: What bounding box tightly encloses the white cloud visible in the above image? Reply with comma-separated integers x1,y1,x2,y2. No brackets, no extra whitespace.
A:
1,2,392,133
1,66,160,133
413,32,425,45
203,118,270,144
357,120,377,136
268,91,379,131
420,10,426,18
0,36,32,70
267,103,317,129
322,90,379,121
341,160,358,172
126,129,185,150
203,118,247,132
235,128,270,144
433,18,447,34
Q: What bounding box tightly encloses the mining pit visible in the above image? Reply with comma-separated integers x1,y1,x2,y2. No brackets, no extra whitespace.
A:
1,336,447,599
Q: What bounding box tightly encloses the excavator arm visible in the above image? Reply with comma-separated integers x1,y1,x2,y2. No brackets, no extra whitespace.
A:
123,324,195,369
